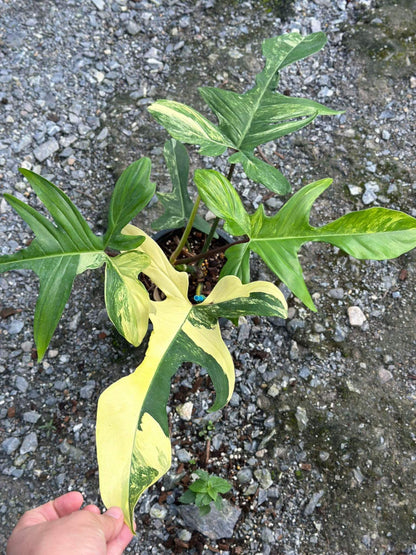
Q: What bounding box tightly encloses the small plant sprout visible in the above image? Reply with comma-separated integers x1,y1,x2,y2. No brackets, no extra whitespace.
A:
179,470,232,516
1,32,416,530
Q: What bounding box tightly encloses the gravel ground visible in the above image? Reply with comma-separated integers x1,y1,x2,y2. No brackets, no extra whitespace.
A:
1,0,416,553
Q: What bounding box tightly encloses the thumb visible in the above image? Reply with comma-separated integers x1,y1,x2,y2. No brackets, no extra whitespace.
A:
99,507,125,542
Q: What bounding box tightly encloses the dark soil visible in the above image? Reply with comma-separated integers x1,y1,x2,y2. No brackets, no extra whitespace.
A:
141,228,230,302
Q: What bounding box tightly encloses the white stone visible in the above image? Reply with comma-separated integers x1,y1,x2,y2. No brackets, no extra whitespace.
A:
378,368,393,383
348,306,366,327
176,401,193,421
348,184,362,196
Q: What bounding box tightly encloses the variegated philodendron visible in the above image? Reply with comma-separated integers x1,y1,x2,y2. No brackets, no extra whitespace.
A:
1,31,416,531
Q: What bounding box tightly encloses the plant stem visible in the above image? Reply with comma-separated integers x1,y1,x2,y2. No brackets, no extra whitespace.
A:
175,237,248,266
170,195,201,265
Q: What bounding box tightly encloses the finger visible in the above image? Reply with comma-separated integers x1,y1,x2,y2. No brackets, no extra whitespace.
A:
52,491,84,518
98,507,125,543
107,523,135,555
83,504,101,515
12,492,84,532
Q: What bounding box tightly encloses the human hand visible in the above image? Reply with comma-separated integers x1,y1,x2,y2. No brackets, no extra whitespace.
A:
7,491,134,555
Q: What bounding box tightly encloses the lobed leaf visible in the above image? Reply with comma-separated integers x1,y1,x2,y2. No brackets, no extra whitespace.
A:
149,33,342,194
217,178,416,309
96,226,287,530
0,167,150,358
0,171,106,359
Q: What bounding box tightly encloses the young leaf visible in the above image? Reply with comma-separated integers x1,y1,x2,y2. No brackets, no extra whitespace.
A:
194,169,251,236
105,251,151,347
104,158,155,249
209,475,232,494
195,492,212,507
190,479,210,494
219,179,416,310
147,100,233,156
0,170,107,359
96,226,287,531
207,486,218,501
151,139,211,234
178,489,196,504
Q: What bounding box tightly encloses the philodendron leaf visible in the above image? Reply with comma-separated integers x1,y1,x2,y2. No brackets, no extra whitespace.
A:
104,157,155,249
152,139,211,234
194,169,251,236
0,170,106,359
105,251,151,347
218,178,416,310
96,226,287,531
0,168,149,358
147,100,233,156
149,32,342,193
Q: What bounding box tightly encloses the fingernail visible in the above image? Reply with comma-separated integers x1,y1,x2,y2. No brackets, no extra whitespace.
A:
106,507,122,519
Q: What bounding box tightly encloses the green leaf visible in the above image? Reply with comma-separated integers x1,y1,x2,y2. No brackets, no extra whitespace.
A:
107,234,145,251
199,33,341,152
220,243,251,283
229,151,291,195
96,226,287,531
178,489,197,504
194,170,251,236
222,179,416,310
105,251,151,347
0,169,150,358
195,470,210,480
195,492,212,507
209,476,232,494
190,479,209,494
148,100,233,156
104,158,155,248
0,170,107,359
199,33,339,151
149,33,342,192
151,139,211,234
207,486,218,501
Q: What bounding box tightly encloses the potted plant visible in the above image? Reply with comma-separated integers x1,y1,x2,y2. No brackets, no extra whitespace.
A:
1,32,415,531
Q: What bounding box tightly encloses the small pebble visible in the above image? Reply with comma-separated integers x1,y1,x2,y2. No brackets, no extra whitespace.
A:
15,376,29,393
150,503,167,519
378,368,393,383
20,432,38,454
348,306,366,327
176,401,193,421
2,437,21,455
33,138,59,162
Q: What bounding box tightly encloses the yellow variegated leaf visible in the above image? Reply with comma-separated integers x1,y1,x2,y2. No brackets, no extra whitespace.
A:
105,251,151,346
97,226,287,531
